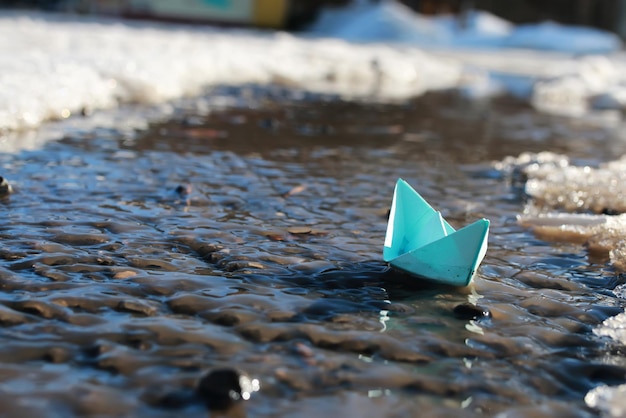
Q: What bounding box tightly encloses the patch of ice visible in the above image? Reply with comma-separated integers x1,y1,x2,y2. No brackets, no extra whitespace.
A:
586,383,626,418
499,152,626,271
518,210,626,269
586,289,626,417
503,151,626,418
612,284,626,300
493,151,570,178
328,1,451,46
594,312,626,346
521,154,626,214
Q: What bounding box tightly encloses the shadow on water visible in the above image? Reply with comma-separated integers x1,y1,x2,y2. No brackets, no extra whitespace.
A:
0,86,626,416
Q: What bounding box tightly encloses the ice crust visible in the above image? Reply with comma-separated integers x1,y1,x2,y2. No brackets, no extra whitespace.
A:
503,152,626,270
500,152,626,417
586,383,626,418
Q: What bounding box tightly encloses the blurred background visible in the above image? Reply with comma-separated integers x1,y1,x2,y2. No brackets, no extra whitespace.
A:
2,0,626,37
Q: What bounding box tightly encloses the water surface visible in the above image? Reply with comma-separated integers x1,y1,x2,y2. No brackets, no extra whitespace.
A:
0,88,625,417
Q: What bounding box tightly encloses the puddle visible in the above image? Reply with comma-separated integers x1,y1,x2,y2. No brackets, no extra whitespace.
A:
0,88,624,417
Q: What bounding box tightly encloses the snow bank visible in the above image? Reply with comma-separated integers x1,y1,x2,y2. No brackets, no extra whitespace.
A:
1,1,626,137
308,1,621,53
0,1,626,136
308,1,626,116
308,1,451,46
0,11,463,135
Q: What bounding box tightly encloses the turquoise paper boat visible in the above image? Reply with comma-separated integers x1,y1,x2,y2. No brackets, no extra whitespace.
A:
383,179,489,286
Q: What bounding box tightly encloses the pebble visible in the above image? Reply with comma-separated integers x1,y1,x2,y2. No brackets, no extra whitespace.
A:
0,176,13,196
453,303,492,320
174,183,192,197
195,368,259,410
112,270,138,279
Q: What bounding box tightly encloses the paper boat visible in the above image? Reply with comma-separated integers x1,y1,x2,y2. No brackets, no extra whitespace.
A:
383,179,489,286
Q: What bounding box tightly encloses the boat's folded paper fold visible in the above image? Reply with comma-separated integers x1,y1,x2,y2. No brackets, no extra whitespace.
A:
383,178,489,286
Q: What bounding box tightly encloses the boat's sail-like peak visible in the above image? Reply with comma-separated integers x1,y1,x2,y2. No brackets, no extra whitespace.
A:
384,179,448,261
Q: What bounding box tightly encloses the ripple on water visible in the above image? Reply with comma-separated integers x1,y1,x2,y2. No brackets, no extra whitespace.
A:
0,92,623,416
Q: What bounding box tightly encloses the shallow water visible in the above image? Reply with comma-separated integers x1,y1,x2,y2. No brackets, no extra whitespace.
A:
0,87,625,417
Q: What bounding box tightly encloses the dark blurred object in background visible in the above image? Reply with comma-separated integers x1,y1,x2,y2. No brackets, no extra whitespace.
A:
406,0,626,38
1,0,626,38
0,0,64,10
286,0,350,29
0,0,351,30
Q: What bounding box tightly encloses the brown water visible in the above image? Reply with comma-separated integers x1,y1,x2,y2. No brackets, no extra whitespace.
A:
0,87,625,417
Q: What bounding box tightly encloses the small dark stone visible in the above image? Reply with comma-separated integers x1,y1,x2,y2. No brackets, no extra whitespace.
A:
601,207,620,215
0,177,13,196
453,303,491,320
174,184,192,196
195,368,259,410
258,118,281,130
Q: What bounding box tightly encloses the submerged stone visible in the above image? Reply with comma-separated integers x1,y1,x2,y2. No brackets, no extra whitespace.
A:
0,176,12,196
195,368,259,410
453,303,492,320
